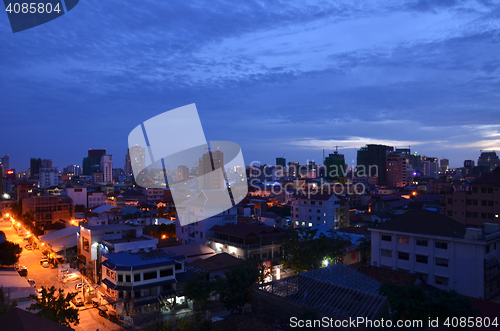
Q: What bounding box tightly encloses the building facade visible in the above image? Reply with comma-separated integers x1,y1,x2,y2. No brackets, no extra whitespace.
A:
291,192,343,229
100,250,191,318
370,210,500,299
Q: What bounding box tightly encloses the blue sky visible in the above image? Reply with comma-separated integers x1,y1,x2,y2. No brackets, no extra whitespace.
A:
1,0,500,171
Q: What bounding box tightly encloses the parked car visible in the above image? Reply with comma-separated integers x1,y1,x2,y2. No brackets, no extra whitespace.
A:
42,261,50,268
23,237,29,241
72,296,84,307
17,267,28,277
75,283,89,290
27,279,35,287
24,244,32,250
39,257,48,265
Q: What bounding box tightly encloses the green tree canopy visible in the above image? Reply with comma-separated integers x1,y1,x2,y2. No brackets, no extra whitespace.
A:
281,227,352,273
184,273,214,309
215,260,263,313
28,286,79,327
0,241,22,266
380,284,479,325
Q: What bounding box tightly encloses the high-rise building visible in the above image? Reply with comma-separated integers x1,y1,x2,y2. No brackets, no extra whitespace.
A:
276,157,286,167
64,165,82,176
478,151,500,172
100,155,113,183
125,145,146,176
440,158,449,173
386,153,408,188
177,165,189,181
83,149,106,176
423,157,439,178
324,149,346,180
198,149,224,190
39,167,58,188
409,152,423,174
0,155,9,176
41,159,52,168
30,158,42,177
357,144,394,186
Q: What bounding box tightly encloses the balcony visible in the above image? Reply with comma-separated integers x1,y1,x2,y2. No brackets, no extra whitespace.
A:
206,236,284,250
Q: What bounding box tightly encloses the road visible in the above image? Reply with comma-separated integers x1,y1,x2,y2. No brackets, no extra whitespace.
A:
1,223,125,331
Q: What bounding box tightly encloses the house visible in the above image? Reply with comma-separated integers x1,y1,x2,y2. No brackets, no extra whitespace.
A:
369,209,500,299
291,192,343,229
78,224,158,282
206,223,286,270
188,252,244,280
161,243,216,263
100,249,193,318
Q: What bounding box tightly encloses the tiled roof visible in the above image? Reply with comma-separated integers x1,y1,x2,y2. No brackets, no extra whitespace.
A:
189,253,244,272
357,265,418,286
161,243,215,257
209,223,286,238
369,210,466,238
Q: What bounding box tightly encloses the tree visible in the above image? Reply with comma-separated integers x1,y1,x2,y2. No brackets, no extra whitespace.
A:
215,261,262,313
380,283,429,322
28,286,79,327
0,287,17,316
0,241,22,266
380,284,479,326
281,227,351,273
359,238,371,264
427,289,479,321
184,274,214,310
144,312,211,331
10,201,22,219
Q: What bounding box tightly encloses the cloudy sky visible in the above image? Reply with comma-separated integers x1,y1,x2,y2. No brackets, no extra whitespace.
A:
1,0,500,171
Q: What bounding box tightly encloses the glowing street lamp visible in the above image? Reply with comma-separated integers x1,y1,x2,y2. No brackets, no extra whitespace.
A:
162,235,166,239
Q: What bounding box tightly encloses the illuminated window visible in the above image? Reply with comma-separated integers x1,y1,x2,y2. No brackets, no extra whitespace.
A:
398,236,409,244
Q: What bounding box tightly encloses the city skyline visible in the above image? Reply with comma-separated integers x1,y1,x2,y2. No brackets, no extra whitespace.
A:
2,1,500,171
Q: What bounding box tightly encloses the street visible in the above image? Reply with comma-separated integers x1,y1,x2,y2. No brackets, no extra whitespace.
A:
1,223,125,331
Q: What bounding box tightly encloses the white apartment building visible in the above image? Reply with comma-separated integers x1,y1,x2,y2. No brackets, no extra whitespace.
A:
176,190,237,245
370,210,500,299
88,191,106,208
39,167,58,188
100,155,113,183
291,192,341,229
66,186,88,208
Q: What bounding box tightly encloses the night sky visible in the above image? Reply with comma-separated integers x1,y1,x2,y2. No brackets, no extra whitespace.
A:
1,0,500,172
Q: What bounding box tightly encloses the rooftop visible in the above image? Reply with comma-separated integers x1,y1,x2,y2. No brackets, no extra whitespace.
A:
161,243,215,257
256,264,385,319
102,249,185,271
189,252,244,272
369,210,466,238
209,223,286,239
357,265,419,286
